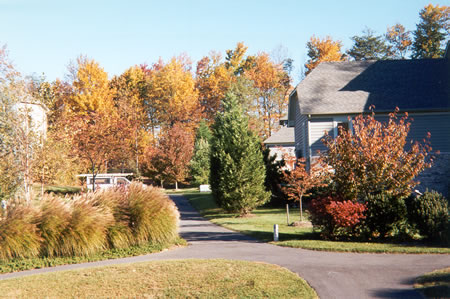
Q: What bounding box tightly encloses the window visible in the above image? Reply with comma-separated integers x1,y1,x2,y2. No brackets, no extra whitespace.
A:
116,178,128,185
336,122,349,136
333,117,352,137
88,177,111,185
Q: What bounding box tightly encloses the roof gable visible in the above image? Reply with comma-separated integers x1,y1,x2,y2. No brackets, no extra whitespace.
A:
263,126,295,145
295,58,449,115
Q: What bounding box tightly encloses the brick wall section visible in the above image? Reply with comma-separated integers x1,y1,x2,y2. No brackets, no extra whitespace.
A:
416,153,450,198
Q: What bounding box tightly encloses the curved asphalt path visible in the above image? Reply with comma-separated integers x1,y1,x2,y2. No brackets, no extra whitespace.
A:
1,194,449,298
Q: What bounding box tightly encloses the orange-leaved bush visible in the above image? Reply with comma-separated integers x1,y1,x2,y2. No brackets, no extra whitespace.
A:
321,107,433,201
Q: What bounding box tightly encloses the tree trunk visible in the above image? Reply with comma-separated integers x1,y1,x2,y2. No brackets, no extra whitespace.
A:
91,159,96,192
299,192,304,222
175,181,178,190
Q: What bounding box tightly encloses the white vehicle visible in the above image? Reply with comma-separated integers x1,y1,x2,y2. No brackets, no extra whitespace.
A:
77,173,133,191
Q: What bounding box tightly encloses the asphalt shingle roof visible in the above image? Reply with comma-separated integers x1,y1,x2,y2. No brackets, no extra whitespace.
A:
263,126,295,144
295,58,450,115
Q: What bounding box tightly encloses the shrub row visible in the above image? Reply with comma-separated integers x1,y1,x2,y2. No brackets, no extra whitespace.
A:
309,190,448,241
0,183,179,260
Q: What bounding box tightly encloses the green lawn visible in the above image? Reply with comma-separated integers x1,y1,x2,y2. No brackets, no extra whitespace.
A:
415,267,450,298
0,259,318,299
184,192,450,254
164,187,200,195
31,184,82,197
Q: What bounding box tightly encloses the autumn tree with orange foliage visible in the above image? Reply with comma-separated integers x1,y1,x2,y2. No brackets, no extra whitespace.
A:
142,123,194,189
60,57,134,183
321,107,433,200
245,52,291,138
196,52,233,122
63,111,131,191
282,158,327,222
110,66,153,173
305,36,344,75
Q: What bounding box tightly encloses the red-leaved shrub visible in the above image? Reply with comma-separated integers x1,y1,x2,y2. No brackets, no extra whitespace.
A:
325,200,366,228
309,195,366,239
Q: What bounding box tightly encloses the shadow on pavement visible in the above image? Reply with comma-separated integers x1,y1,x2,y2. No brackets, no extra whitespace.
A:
369,288,422,298
180,231,260,243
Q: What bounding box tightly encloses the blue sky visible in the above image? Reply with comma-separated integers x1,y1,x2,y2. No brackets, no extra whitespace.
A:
0,0,443,83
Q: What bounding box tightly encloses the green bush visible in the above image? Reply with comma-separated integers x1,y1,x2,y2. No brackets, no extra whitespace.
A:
406,190,448,240
363,192,408,238
0,205,41,260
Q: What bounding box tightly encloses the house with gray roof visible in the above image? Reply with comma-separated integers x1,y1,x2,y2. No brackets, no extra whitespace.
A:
288,43,450,195
263,125,295,169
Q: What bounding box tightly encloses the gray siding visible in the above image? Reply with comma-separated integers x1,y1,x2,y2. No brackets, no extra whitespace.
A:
295,111,308,158
309,118,334,156
408,113,450,153
288,92,298,128
375,113,450,153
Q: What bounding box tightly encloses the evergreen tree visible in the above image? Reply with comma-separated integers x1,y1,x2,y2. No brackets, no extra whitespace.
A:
262,147,287,206
210,92,270,215
190,120,213,186
347,28,391,60
412,4,450,59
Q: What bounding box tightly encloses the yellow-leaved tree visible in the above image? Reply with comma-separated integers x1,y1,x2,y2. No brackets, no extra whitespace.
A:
147,55,200,130
68,56,114,113
305,36,344,75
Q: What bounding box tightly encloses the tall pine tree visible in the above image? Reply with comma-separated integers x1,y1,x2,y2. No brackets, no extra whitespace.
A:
347,28,391,60
412,4,450,59
210,92,270,215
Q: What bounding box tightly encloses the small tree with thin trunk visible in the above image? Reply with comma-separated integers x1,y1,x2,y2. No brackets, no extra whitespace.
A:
64,111,130,192
142,123,194,189
282,158,327,222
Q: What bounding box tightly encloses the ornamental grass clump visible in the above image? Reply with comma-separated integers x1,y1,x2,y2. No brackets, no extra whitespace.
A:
127,183,179,245
93,187,133,249
60,195,114,256
36,196,71,257
0,204,41,260
0,183,179,262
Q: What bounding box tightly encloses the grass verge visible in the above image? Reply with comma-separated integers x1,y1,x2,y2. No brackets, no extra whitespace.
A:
184,192,450,254
415,267,450,298
0,259,318,298
0,238,186,274
164,187,199,195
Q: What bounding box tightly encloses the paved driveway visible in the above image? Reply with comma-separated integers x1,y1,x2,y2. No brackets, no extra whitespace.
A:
1,194,449,298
